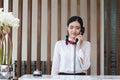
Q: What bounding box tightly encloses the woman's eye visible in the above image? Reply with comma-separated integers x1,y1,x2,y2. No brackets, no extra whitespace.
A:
69,26,73,29
75,26,80,29
76,27,80,29
70,27,73,29
69,26,80,29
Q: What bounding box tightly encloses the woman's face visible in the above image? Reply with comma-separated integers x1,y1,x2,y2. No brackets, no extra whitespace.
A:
67,21,81,40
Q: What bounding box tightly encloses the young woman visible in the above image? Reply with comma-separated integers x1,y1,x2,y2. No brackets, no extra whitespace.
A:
51,16,91,75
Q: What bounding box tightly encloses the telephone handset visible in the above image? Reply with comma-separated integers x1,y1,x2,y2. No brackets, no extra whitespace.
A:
80,27,85,35
76,27,85,43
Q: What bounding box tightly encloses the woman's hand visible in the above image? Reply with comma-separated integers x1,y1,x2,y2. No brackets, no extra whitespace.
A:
75,34,83,49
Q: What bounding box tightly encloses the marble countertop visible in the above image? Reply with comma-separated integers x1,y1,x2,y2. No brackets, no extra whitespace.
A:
19,74,120,80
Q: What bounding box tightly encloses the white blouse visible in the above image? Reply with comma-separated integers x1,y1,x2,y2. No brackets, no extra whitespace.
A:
51,40,91,75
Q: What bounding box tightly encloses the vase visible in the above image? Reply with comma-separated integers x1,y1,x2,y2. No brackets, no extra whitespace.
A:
0,28,13,79
0,64,13,79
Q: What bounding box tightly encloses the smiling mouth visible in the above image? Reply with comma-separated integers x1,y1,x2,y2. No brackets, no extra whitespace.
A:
71,33,77,36
71,35,76,38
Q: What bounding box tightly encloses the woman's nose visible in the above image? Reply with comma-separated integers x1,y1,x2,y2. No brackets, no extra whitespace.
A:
73,28,76,32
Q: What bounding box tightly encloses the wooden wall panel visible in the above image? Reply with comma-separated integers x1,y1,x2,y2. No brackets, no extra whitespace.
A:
17,0,23,77
36,0,42,71
8,0,13,12
46,0,51,74
67,0,71,19
8,0,13,38
26,0,32,74
106,0,111,75
87,0,91,75
97,0,101,75
57,0,61,40
0,0,3,8
117,0,120,75
77,0,80,16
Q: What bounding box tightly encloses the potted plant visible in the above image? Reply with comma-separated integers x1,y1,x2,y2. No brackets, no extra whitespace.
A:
0,8,19,79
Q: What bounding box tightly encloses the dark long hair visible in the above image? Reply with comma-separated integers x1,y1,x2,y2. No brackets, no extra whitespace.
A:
67,16,85,35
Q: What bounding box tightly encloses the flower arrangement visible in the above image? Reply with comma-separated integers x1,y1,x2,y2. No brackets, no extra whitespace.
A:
0,8,19,65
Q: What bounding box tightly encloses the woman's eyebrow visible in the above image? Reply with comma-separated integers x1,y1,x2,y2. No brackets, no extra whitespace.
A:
76,26,80,28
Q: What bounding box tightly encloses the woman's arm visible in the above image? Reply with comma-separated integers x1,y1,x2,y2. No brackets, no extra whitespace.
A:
76,41,91,70
51,42,60,75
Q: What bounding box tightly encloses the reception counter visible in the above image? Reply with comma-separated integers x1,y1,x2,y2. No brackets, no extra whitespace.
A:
19,74,120,80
